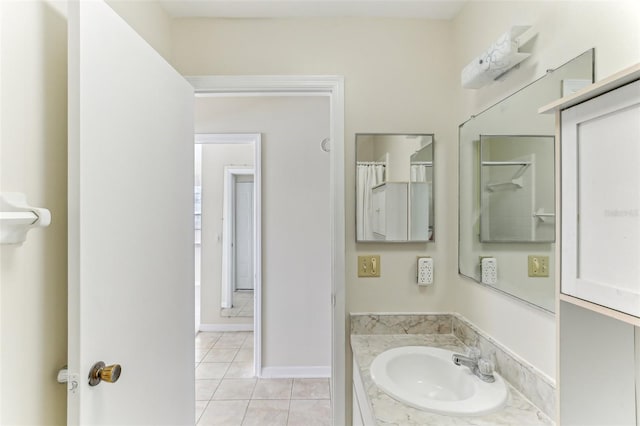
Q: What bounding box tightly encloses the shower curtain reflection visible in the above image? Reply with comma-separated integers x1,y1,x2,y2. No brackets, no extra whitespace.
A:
356,163,385,240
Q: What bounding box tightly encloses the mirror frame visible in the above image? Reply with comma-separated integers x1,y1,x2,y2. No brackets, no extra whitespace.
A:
355,133,435,243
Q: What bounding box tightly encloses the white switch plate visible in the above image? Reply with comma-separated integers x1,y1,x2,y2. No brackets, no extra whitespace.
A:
417,257,433,285
481,257,498,285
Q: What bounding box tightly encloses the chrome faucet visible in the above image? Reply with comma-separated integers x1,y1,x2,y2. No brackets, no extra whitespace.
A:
451,348,496,383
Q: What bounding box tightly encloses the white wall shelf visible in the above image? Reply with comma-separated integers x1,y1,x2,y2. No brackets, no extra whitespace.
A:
559,293,640,327
0,192,51,245
539,63,640,114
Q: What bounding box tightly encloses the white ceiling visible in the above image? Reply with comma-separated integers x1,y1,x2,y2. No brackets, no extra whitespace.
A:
158,0,467,20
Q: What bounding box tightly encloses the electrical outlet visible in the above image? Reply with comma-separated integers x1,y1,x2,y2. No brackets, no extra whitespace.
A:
528,255,549,277
480,257,498,284
358,255,380,277
417,257,433,285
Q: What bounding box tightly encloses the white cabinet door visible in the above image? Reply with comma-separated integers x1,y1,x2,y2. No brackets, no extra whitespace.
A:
68,1,194,424
384,183,408,241
561,79,640,317
371,186,385,237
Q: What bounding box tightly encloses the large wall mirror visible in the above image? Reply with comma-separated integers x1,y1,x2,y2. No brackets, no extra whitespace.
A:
459,49,594,313
356,134,434,242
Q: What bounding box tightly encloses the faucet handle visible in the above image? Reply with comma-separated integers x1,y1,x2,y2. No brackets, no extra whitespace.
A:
466,347,481,360
478,358,495,375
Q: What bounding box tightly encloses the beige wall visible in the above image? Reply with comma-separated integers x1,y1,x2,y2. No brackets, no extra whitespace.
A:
372,135,422,182
105,0,172,60
172,18,458,313
195,96,332,370
451,0,640,378
0,1,68,424
199,143,254,326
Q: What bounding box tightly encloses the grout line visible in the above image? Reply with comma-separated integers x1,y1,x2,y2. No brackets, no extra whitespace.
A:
290,378,296,399
238,399,250,426
195,399,211,425
286,381,294,426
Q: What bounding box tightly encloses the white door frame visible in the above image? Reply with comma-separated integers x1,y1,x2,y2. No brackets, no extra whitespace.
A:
222,166,254,308
188,75,345,425
195,133,262,376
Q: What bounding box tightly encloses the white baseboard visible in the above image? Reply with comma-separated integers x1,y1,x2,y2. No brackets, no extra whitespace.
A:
260,366,330,378
199,323,254,332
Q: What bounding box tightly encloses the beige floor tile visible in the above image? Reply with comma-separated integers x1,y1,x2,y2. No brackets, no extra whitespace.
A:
252,379,293,400
234,348,253,362
239,307,254,316
224,361,254,379
195,400,209,423
221,306,244,317
196,379,220,401
197,400,249,425
287,400,331,426
196,348,211,363
196,362,231,380
291,378,331,399
241,337,254,349
213,379,257,400
242,399,289,426
214,332,250,348
196,332,222,349
204,348,240,363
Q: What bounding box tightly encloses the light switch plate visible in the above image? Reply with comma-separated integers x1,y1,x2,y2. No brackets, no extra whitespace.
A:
528,255,549,277
358,255,380,277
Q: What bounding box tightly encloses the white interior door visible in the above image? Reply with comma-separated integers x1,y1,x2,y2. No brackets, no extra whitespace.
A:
235,179,254,290
68,1,194,424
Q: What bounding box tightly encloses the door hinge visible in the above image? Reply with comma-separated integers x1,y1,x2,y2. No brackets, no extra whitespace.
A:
331,293,336,307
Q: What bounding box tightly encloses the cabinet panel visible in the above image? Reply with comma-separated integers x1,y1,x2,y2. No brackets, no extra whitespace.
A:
371,187,386,237
371,183,408,241
561,79,640,318
559,301,636,426
352,359,376,425
352,386,364,426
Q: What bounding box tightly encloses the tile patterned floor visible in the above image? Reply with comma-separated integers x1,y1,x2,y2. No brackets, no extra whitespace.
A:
220,291,254,318
195,331,331,425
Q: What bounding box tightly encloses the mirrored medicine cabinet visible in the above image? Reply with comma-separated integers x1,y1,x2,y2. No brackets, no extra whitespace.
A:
458,49,594,313
356,134,434,243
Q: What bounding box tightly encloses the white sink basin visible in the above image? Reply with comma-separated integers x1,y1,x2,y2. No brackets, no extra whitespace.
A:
370,346,508,416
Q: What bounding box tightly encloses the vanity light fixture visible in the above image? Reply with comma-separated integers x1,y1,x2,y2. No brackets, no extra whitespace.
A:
461,26,533,89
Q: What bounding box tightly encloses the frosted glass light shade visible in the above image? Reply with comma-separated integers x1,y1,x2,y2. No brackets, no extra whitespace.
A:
461,26,531,89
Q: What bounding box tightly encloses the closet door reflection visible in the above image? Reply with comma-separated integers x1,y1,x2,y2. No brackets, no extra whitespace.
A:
195,138,258,323
221,168,255,318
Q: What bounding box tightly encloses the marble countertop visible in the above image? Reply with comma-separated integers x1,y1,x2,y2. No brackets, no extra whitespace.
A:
351,334,553,425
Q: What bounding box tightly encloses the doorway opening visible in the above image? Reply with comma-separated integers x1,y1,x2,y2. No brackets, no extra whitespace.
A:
189,76,345,424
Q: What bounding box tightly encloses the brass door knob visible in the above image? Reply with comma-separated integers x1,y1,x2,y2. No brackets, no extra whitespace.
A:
88,361,122,386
